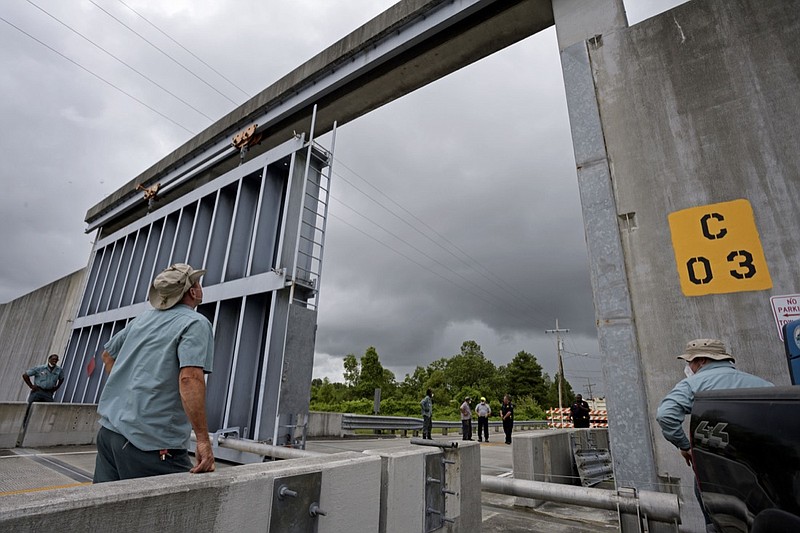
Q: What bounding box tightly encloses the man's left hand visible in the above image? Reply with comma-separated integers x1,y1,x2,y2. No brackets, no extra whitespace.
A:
680,448,692,467
190,439,215,474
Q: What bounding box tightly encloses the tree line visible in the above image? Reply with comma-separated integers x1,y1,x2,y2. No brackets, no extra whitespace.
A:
310,340,577,420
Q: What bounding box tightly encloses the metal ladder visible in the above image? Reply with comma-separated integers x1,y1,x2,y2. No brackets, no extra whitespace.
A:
289,106,336,311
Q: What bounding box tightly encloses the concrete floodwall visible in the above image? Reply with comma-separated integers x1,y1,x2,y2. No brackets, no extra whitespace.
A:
512,428,610,507
0,438,482,532
307,411,348,438
0,269,86,402
0,452,382,533
364,441,481,533
0,402,28,448
21,403,99,447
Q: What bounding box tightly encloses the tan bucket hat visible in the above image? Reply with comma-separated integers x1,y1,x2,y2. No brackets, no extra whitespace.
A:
677,338,735,362
148,263,206,310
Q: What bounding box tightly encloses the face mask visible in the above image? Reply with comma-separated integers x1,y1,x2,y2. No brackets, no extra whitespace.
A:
683,365,694,378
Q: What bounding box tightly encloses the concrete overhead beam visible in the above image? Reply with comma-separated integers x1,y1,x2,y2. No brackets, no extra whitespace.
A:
86,0,554,233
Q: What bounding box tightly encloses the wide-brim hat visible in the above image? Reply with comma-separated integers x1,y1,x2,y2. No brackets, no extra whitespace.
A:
677,338,734,362
148,263,206,310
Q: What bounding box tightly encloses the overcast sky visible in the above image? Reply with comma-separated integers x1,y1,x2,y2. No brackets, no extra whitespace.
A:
0,0,685,398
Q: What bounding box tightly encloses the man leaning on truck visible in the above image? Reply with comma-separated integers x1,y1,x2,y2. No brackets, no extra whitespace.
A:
656,338,773,532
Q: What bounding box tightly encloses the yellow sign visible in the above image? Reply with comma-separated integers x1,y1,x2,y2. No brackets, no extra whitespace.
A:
668,199,772,296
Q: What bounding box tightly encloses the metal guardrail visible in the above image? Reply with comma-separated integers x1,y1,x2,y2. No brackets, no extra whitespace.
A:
341,414,548,435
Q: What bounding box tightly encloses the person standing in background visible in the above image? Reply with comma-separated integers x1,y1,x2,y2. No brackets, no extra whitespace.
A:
475,396,491,442
420,388,433,439
460,396,473,441
570,394,591,428
501,394,514,445
22,354,64,404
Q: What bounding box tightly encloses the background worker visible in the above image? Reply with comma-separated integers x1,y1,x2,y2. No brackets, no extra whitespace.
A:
475,396,491,442
420,388,433,439
22,354,64,404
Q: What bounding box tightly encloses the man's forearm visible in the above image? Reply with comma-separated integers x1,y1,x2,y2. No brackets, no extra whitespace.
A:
179,367,211,441
101,351,115,374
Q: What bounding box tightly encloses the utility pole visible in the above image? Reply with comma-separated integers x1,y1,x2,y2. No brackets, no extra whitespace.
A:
545,319,569,426
585,378,596,401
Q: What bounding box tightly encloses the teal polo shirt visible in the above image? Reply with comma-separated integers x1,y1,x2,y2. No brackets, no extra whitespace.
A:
97,305,214,451
26,364,64,390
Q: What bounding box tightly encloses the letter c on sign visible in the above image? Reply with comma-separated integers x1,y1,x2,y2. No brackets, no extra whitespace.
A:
700,213,727,240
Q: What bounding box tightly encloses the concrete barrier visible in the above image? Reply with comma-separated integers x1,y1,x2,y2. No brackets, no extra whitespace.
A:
307,411,349,438
21,403,99,447
363,440,480,533
512,428,610,507
0,451,382,533
0,402,28,448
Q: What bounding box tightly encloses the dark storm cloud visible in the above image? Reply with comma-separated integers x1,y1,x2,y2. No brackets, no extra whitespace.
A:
0,0,687,397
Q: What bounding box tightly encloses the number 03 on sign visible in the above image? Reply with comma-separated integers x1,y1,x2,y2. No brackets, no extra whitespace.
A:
668,199,772,296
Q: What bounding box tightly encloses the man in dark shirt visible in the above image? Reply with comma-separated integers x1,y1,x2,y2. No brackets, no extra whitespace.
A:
570,394,591,428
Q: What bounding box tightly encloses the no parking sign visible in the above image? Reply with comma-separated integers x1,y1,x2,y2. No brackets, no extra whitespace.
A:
770,294,800,340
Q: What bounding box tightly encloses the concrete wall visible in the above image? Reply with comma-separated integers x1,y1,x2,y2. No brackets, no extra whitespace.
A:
306,411,348,438
363,441,480,533
0,433,482,533
0,402,27,448
556,0,799,530
0,269,86,402
512,428,610,507
21,403,99,447
0,452,382,533
0,403,99,447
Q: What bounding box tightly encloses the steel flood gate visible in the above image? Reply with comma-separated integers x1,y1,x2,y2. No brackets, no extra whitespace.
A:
57,129,334,449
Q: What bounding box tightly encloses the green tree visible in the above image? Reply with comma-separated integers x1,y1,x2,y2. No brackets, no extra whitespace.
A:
343,354,360,388
506,351,548,405
354,346,396,399
445,340,497,392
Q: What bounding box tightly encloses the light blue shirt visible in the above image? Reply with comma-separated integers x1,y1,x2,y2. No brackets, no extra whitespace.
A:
97,305,214,451
421,395,432,417
26,364,64,390
655,360,773,450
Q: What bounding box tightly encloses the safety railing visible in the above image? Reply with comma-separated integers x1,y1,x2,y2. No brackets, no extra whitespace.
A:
341,414,548,436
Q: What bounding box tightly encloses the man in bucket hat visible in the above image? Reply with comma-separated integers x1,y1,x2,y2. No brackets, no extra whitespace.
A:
93,263,216,482
656,338,773,531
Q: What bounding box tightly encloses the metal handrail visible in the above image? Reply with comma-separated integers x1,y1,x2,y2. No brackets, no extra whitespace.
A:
341,413,548,432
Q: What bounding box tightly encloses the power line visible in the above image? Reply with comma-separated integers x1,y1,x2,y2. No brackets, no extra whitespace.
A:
331,161,560,331
86,0,240,106
25,0,216,122
331,194,535,324
329,212,531,326
0,15,195,134
115,0,251,100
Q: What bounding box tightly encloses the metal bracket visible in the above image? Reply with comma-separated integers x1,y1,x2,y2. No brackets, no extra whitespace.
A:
425,453,456,532
232,123,262,165
211,427,240,448
232,124,259,148
616,486,645,533
135,183,160,210
270,472,324,532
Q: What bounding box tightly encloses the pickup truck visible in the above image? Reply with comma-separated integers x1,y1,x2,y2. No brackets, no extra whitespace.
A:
691,385,800,532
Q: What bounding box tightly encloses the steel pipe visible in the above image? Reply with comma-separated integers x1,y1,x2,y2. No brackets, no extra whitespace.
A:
480,476,680,523
193,433,325,460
